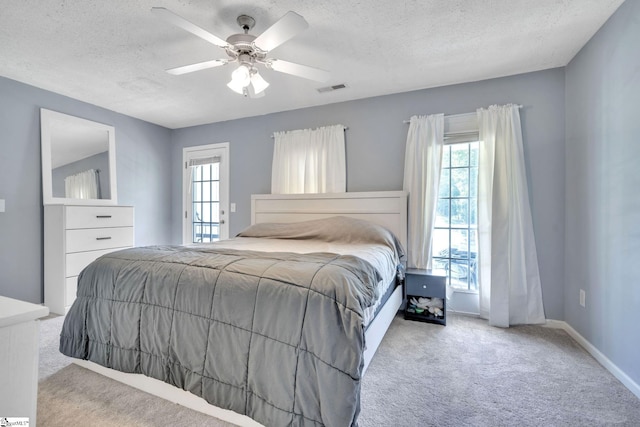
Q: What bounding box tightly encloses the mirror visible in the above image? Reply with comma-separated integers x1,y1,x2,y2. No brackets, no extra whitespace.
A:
41,109,117,205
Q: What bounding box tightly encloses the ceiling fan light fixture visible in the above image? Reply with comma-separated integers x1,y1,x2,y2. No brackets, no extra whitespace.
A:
250,71,269,94
228,65,269,97
227,64,252,94
227,77,246,94
231,64,251,86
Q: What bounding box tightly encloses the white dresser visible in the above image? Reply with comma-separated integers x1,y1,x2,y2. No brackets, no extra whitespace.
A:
44,205,134,315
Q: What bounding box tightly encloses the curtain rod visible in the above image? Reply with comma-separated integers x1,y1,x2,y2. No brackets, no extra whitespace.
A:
271,126,348,138
402,105,523,124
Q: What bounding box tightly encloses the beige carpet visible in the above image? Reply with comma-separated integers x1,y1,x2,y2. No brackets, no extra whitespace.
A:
38,314,640,426
38,364,233,427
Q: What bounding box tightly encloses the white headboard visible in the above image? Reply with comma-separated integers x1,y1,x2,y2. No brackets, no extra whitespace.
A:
251,191,408,252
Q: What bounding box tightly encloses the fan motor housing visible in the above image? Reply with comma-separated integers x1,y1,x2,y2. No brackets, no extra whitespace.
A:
225,33,267,61
226,33,256,50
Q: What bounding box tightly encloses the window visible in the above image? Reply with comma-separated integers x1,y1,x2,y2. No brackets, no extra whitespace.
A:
183,143,229,244
432,142,479,292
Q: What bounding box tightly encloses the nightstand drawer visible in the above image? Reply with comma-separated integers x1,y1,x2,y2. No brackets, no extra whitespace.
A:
405,273,446,298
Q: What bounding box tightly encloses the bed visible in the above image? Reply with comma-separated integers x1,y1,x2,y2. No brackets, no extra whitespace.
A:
60,191,407,427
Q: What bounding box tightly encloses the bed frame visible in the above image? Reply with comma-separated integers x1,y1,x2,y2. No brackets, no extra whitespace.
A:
75,190,408,427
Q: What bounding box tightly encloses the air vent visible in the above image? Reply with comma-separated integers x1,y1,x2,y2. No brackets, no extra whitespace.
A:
317,83,348,93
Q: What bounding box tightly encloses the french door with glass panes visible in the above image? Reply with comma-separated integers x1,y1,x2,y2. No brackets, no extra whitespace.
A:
183,143,229,244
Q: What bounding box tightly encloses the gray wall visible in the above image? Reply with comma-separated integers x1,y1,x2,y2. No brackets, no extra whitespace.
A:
0,76,173,304
565,0,640,387
171,68,566,321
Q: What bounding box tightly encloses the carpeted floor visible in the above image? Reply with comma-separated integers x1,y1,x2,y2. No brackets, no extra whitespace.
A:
39,364,235,427
38,314,640,426
39,315,72,381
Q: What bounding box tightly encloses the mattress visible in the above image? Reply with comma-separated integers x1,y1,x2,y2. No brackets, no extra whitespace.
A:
197,236,399,326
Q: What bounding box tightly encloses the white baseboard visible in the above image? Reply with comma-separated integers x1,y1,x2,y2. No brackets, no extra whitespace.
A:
544,319,640,400
446,309,481,318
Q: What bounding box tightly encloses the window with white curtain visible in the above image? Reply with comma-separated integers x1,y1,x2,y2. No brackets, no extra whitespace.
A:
405,105,543,323
271,124,346,194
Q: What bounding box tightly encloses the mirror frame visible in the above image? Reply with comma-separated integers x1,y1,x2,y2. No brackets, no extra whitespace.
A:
41,108,118,205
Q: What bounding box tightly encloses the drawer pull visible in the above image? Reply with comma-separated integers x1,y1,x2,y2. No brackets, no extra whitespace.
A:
96,237,112,240
96,215,112,218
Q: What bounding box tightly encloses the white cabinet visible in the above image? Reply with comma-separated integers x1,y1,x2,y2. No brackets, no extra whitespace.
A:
0,296,49,426
44,205,134,314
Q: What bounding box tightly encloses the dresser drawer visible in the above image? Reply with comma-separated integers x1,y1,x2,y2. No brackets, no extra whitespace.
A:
66,227,133,253
66,206,134,229
405,272,446,298
66,247,128,277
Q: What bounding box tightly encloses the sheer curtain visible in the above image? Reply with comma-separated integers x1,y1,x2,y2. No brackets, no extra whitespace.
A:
403,114,444,269
271,124,346,194
65,169,99,199
477,104,545,326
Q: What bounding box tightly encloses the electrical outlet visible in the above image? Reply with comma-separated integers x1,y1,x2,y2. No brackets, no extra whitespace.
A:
580,289,586,307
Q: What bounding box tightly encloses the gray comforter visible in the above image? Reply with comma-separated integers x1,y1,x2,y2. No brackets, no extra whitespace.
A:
60,242,384,426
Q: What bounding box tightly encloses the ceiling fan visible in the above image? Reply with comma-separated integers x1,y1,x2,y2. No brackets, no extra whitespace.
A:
151,7,330,98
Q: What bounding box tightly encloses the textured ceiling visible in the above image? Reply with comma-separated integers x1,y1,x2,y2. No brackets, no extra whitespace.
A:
0,0,624,129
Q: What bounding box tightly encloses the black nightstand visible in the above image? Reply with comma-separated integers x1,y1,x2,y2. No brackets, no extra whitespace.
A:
404,269,446,325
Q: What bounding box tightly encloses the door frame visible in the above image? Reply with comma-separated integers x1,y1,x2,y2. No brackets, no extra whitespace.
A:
182,142,230,244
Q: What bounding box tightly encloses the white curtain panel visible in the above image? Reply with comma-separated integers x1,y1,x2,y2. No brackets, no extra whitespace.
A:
403,114,444,269
65,169,99,199
271,124,346,194
477,104,545,327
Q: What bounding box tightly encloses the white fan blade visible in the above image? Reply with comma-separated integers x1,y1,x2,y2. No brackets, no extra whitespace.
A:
269,59,330,82
166,59,228,75
253,11,308,52
151,7,229,48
